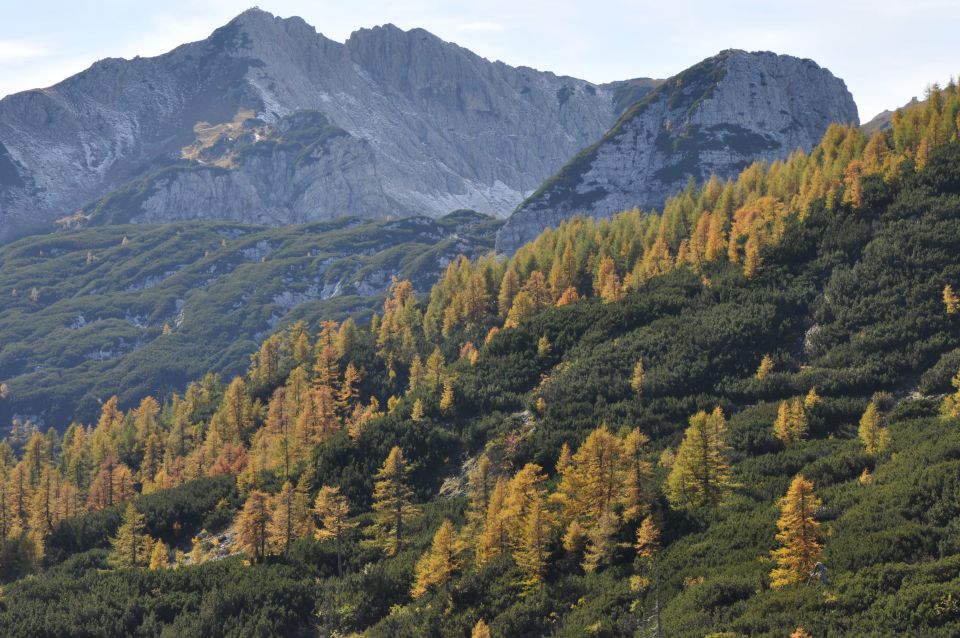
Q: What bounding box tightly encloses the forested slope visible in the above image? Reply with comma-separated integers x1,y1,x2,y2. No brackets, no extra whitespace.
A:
0,210,500,426
1,83,960,637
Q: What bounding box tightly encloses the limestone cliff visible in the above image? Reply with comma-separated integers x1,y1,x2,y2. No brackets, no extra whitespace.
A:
496,50,858,253
0,9,653,242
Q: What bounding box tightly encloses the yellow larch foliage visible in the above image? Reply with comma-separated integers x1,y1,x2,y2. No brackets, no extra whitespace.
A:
940,369,960,419
367,446,418,557
512,493,552,588
665,408,733,508
756,354,774,380
631,357,645,394
471,619,492,638
944,285,959,314
235,489,270,563
313,485,357,577
411,519,465,598
149,540,170,569
770,475,823,588
439,377,456,415
475,478,509,566
858,402,890,455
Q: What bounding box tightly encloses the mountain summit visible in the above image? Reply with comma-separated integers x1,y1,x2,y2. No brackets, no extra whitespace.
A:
497,49,858,252
0,9,639,242
0,11,856,247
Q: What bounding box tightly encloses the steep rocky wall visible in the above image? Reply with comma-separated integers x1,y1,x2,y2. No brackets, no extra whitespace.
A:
0,9,642,243
496,50,858,253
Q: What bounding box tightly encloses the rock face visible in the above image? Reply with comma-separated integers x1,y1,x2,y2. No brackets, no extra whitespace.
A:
0,9,656,243
496,50,859,253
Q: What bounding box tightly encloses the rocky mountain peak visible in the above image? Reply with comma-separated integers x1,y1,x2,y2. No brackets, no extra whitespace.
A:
0,10,628,242
496,49,858,252
0,12,857,248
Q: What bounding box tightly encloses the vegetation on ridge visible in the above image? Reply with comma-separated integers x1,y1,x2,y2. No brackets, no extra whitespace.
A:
1,82,960,637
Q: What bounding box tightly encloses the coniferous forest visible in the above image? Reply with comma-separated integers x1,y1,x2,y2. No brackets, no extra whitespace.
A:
2,19,960,638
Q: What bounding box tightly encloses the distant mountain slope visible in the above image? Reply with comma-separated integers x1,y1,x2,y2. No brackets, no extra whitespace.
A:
0,8,652,243
0,211,500,427
861,97,922,135
497,50,858,252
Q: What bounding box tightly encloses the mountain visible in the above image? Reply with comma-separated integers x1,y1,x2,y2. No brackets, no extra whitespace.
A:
3,110,960,636
862,97,922,135
0,211,500,427
1,72,959,638
0,9,655,243
496,49,858,252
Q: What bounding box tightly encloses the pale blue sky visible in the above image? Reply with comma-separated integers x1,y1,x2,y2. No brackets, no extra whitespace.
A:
1,0,958,120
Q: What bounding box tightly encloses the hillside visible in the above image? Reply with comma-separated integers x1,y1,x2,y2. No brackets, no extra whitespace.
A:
0,210,500,427
497,50,858,252
1,81,959,638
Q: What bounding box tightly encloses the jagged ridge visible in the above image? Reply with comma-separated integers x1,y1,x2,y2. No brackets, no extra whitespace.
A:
0,9,650,243
496,49,858,252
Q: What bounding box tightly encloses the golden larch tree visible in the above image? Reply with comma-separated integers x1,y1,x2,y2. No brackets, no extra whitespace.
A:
472,618,492,638
770,475,824,588
773,399,807,445
109,503,152,568
475,478,509,566
555,286,580,306
410,399,425,422
512,494,552,588
631,358,645,394
411,519,466,598
236,489,271,563
665,408,733,508
268,480,302,555
945,285,959,314
503,463,547,541
858,402,890,455
941,370,960,419
368,446,418,557
773,401,793,444
149,540,170,569
439,377,456,415
313,485,357,577
756,354,774,380
555,425,623,526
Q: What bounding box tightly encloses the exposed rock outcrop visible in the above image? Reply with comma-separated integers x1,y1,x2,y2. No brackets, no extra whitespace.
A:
496,50,859,253
0,9,655,242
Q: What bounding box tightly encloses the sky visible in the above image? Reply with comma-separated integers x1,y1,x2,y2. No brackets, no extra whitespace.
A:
1,0,959,121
